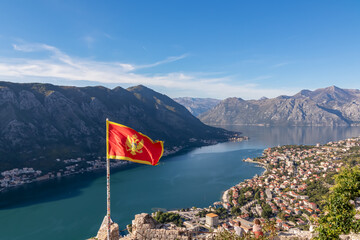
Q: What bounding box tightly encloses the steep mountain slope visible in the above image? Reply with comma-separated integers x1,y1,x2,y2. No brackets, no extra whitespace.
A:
0,82,233,171
199,86,360,126
173,97,221,116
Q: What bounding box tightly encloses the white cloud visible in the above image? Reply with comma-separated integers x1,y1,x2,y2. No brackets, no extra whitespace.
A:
270,62,292,69
0,42,297,99
13,43,56,53
137,54,189,69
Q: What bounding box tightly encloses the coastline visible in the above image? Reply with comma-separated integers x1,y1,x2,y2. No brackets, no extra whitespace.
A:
243,158,268,175
0,142,213,193
0,135,249,195
220,155,268,209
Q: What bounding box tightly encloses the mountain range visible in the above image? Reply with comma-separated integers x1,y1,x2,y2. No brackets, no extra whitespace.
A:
173,97,220,116
0,82,233,172
199,86,360,126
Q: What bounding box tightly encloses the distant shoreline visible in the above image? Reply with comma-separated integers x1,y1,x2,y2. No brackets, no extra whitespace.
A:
0,136,248,194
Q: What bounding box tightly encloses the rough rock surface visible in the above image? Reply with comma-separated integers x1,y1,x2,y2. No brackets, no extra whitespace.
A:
276,229,314,239
340,233,360,240
89,216,119,240
122,213,213,240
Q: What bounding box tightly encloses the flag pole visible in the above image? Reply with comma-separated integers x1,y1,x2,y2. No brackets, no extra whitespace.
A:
106,118,111,240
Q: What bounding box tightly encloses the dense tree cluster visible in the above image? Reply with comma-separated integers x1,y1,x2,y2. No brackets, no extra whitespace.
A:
315,167,360,239
261,202,273,219
303,179,330,209
154,211,183,227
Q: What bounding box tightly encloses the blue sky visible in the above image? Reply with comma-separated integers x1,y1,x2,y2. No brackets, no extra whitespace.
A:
0,0,359,99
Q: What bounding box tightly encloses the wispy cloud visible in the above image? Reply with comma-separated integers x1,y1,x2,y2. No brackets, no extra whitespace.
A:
0,42,297,99
137,54,189,69
13,43,59,53
270,62,292,69
82,32,113,48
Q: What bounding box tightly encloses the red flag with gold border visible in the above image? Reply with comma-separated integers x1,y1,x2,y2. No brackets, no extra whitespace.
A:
106,120,164,166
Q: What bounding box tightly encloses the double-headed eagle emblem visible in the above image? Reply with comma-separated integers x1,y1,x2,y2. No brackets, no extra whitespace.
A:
126,134,144,155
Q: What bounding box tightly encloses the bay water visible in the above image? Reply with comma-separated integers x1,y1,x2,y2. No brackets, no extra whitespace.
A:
1,126,360,240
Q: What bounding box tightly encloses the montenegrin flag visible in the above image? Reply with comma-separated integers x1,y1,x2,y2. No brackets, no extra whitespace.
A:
106,120,164,166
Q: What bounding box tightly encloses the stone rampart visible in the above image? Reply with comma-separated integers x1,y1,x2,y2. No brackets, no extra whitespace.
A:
122,213,213,240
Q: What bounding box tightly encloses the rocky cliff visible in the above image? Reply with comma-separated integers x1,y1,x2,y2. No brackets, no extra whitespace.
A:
0,81,233,172
199,86,360,126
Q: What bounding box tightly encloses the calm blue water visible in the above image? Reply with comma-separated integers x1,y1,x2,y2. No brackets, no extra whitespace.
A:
1,126,360,240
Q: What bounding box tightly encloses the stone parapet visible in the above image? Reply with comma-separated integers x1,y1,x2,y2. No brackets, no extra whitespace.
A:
89,216,120,240
124,213,214,240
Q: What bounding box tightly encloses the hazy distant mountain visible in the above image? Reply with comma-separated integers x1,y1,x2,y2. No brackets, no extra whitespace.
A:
200,86,360,126
173,97,221,116
0,82,233,171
